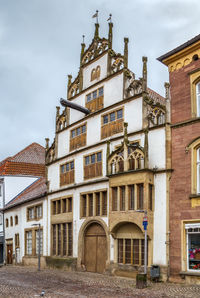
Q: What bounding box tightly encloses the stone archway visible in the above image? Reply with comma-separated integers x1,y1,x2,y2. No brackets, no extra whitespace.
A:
84,222,107,273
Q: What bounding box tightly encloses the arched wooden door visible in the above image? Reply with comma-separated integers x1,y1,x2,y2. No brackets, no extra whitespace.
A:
84,223,107,273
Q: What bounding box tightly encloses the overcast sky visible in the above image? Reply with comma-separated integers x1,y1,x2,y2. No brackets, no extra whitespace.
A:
0,0,199,161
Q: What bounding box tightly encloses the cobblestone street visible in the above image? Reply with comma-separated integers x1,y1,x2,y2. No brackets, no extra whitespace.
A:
0,266,200,297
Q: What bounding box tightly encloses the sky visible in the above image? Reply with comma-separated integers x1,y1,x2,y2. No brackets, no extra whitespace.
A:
0,0,200,161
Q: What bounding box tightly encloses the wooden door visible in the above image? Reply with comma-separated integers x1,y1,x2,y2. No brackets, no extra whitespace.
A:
7,244,13,264
84,223,107,273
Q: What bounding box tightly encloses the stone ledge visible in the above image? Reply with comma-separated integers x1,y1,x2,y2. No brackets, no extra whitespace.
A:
180,271,200,277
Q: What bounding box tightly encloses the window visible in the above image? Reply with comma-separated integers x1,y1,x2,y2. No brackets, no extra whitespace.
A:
84,151,102,180
10,217,13,227
36,230,43,255
91,66,101,81
27,204,43,221
186,224,200,271
118,238,147,265
101,108,124,139
52,197,73,215
25,229,43,256
70,123,86,151
26,231,32,255
137,184,144,210
80,190,107,218
112,183,147,212
149,184,153,210
15,215,18,225
128,185,135,210
6,218,8,227
112,187,118,211
52,222,72,256
196,82,200,117
85,87,104,112
60,160,75,186
0,214,2,225
15,233,20,247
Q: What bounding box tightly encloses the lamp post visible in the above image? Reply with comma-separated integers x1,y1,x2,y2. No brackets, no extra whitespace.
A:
32,223,41,271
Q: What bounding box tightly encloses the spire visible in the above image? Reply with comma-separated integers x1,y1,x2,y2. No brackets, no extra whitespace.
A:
80,35,85,67
94,23,99,40
108,21,113,49
45,138,49,150
142,56,148,92
124,38,129,68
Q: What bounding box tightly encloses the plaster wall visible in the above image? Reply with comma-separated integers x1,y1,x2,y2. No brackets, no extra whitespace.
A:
149,128,166,169
83,54,108,90
5,198,48,263
153,173,167,265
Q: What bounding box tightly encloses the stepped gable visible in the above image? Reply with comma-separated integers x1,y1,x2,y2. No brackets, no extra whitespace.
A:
4,177,47,209
0,143,45,177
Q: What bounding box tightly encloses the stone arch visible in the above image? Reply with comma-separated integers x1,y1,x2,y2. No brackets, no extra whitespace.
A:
77,218,110,272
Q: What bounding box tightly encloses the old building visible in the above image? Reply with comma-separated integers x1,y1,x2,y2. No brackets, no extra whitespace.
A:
46,21,171,279
0,143,45,264
158,34,200,283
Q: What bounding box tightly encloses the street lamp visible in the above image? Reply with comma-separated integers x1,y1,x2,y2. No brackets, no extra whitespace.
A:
32,223,41,271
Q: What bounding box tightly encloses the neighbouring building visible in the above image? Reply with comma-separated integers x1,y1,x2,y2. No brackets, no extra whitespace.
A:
0,143,45,264
158,34,200,283
4,177,47,267
46,21,171,279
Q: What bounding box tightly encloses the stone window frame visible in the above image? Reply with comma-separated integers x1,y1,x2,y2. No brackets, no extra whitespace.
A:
24,227,43,257
60,160,75,186
117,238,147,266
26,204,43,222
51,222,73,257
90,65,101,81
80,189,107,218
83,150,103,180
101,106,124,139
190,70,200,118
51,196,73,215
15,233,20,248
70,123,87,151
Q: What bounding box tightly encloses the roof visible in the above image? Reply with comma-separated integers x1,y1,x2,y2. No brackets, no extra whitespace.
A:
157,33,200,62
0,143,45,177
4,177,47,210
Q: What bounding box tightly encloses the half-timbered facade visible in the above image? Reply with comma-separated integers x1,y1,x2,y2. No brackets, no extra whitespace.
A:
46,21,171,279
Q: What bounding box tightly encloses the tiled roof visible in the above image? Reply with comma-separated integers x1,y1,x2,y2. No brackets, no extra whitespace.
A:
4,177,47,209
157,33,200,62
0,143,45,177
147,87,166,105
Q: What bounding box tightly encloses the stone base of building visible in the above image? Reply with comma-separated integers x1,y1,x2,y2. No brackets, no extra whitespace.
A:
179,271,200,284
22,256,47,269
45,256,77,271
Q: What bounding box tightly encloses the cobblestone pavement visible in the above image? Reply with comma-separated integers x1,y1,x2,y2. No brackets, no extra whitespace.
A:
0,266,200,298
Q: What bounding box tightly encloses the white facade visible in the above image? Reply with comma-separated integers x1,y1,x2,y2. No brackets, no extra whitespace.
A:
46,22,169,278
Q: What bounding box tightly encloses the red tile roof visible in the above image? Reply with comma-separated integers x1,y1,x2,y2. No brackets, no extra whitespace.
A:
4,177,47,209
0,143,45,177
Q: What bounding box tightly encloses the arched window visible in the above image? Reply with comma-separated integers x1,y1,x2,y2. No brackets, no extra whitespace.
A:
196,82,200,117
15,215,18,225
96,66,101,79
6,218,9,228
10,216,13,227
197,147,200,193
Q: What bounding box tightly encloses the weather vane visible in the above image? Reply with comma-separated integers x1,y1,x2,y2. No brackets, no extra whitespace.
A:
92,10,99,24
107,14,112,23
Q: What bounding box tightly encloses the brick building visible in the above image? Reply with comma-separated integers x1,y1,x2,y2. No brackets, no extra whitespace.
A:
158,34,200,282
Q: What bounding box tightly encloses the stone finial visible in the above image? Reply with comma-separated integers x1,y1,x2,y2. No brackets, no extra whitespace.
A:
142,56,148,92
68,75,72,88
124,38,129,69
80,41,86,67
94,23,99,40
124,122,128,144
56,106,60,119
108,22,113,49
45,138,49,150
164,82,170,100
